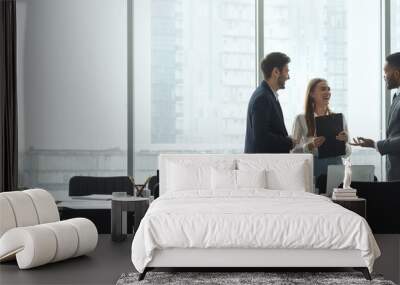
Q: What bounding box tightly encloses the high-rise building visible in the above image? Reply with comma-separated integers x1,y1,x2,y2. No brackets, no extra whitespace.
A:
151,0,181,143
392,0,400,51
150,0,255,146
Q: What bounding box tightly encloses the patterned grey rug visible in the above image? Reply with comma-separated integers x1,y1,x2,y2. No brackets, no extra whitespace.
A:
116,271,396,285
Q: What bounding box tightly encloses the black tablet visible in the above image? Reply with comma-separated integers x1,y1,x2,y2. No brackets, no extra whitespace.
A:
315,113,346,159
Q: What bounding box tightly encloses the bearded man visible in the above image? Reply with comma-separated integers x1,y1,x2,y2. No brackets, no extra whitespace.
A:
245,52,297,153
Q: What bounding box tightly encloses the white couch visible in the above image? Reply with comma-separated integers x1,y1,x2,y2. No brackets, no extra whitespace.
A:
0,189,98,269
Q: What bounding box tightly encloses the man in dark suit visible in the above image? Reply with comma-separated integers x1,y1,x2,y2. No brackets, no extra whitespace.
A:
244,52,296,153
351,52,400,181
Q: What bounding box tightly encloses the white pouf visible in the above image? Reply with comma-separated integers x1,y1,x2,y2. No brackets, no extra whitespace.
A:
0,189,98,269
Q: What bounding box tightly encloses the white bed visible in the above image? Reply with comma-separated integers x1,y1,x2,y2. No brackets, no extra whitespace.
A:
131,154,380,280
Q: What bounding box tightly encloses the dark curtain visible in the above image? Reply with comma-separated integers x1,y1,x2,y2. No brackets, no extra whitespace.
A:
0,0,18,192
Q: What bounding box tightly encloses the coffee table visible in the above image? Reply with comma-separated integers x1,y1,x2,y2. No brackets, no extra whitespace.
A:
111,196,150,241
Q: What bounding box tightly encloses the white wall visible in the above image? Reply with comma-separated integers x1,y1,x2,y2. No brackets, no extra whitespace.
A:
17,0,127,151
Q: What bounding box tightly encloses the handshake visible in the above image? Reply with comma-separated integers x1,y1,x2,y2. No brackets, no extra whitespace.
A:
350,137,375,148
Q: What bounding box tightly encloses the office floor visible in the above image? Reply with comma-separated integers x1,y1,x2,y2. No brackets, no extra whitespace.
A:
0,235,134,285
1,235,399,285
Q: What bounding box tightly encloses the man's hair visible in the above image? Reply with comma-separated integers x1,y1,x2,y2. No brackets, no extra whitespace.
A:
261,52,291,79
386,52,400,70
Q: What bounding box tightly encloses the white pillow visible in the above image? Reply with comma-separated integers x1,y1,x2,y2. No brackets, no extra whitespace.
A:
166,159,236,192
211,168,236,190
167,162,211,191
237,158,309,192
266,162,307,191
236,169,267,189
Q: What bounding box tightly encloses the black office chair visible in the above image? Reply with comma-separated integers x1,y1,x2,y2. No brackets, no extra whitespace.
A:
63,176,135,233
350,181,400,234
147,172,159,199
69,176,134,196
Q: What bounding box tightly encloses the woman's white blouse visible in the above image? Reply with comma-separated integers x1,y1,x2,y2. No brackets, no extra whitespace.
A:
291,113,351,157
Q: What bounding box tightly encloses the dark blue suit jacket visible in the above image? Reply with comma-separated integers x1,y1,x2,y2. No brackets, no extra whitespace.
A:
377,92,400,181
244,81,292,153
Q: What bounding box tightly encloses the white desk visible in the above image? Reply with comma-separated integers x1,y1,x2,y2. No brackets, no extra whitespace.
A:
70,194,113,201
57,195,153,209
57,200,111,209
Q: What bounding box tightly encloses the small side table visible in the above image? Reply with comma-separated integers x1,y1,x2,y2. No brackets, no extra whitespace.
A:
332,197,366,219
111,196,150,242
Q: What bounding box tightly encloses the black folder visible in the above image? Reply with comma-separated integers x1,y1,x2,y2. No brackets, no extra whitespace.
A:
315,113,346,159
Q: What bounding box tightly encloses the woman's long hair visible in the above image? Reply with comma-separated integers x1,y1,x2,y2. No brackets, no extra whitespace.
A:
304,78,332,137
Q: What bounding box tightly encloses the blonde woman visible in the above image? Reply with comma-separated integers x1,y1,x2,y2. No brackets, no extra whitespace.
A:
291,78,351,192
